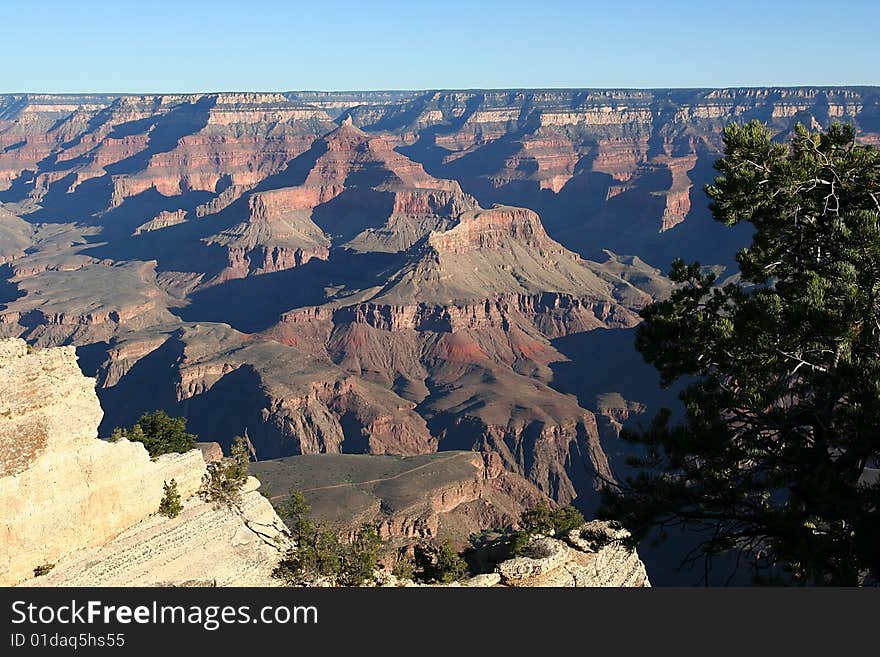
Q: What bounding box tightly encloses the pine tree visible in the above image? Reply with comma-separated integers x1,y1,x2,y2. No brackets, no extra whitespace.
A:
433,541,469,583
339,524,382,586
110,410,196,457
274,490,386,585
158,479,183,518
414,541,469,583
601,122,880,585
199,435,251,508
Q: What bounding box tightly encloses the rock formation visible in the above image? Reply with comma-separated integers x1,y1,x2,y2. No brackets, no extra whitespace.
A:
339,87,880,265
494,521,650,587
22,478,289,587
252,451,549,546
2,88,876,516
0,261,178,346
0,337,288,586
376,520,650,588
0,204,32,263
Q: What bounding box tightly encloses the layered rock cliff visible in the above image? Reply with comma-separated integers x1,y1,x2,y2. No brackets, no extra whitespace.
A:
252,451,548,546
339,87,880,265
0,337,288,586
2,88,874,518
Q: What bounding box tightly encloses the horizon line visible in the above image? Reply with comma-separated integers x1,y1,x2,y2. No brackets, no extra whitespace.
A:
2,84,880,96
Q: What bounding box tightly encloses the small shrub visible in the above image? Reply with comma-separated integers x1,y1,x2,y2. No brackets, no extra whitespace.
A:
110,410,197,457
520,501,554,535
414,541,469,583
519,501,584,537
200,436,250,508
339,524,382,586
508,529,533,555
435,542,469,583
274,525,343,584
281,490,311,524
158,479,183,518
550,504,586,535
224,434,250,482
274,489,385,586
33,563,55,577
392,557,414,581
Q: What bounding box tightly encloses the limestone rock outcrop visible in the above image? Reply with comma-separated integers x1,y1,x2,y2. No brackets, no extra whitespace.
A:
377,520,650,588
495,521,650,587
23,480,289,587
0,338,288,586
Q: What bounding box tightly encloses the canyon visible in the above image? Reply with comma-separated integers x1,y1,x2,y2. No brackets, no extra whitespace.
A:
1,336,649,587
2,88,879,574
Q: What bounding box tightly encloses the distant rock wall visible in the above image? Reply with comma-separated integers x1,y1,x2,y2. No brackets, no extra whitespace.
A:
360,453,548,544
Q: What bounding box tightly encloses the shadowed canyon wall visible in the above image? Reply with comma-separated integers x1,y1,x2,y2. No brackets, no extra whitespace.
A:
1,88,878,528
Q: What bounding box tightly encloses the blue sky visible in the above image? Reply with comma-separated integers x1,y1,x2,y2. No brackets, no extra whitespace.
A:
3,0,878,92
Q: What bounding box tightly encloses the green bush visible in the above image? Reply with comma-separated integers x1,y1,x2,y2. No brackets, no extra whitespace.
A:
434,542,469,583
274,490,384,586
200,436,250,508
519,501,555,535
33,563,55,577
110,410,197,457
158,479,183,518
414,541,469,583
391,557,414,581
520,501,584,538
507,529,533,555
339,524,382,586
548,504,586,535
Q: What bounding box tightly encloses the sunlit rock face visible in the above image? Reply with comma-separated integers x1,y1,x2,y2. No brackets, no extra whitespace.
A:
0,338,287,586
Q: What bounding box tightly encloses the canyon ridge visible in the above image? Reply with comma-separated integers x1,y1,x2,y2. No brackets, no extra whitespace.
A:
1,88,878,580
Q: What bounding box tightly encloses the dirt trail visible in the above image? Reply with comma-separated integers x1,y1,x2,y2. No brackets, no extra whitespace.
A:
268,453,466,501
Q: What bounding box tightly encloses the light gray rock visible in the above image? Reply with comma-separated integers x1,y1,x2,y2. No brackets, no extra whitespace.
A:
462,572,502,587
497,523,650,587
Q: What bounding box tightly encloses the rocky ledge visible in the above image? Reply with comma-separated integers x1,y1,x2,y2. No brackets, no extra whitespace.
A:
0,337,289,586
378,521,650,588
495,521,650,587
23,477,289,587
